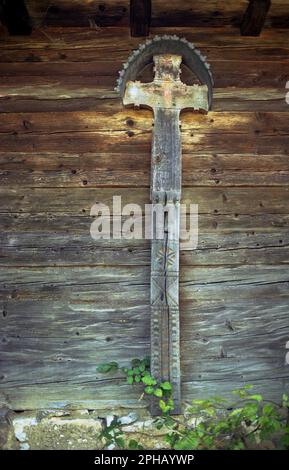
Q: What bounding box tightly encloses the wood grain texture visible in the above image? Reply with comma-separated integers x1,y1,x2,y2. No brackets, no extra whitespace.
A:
0,110,289,157
2,151,289,187
0,88,287,113
1,186,289,213
0,24,288,410
23,1,289,28
1,294,289,409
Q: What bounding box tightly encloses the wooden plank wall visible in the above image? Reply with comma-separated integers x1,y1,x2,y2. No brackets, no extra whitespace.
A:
0,22,289,409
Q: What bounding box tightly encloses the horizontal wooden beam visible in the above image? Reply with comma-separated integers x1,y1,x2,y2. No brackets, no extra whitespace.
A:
0,0,32,35
130,0,151,37
241,0,271,36
9,2,289,29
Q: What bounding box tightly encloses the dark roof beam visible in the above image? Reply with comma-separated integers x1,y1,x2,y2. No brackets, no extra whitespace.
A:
0,0,32,35
241,0,271,36
130,0,151,37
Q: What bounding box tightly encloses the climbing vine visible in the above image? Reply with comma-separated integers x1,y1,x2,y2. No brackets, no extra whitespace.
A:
97,356,174,414
97,357,289,450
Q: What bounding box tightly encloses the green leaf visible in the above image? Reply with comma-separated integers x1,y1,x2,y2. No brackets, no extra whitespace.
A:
135,375,141,383
96,362,118,373
159,400,171,413
131,358,141,368
143,356,150,368
281,432,289,447
163,416,175,428
144,386,154,395
232,442,245,450
192,399,211,406
262,403,275,416
174,436,199,450
229,408,243,417
141,375,157,386
160,381,172,391
250,394,263,402
127,376,134,385
202,435,215,449
154,388,163,398
141,370,150,377
204,407,217,417
115,437,125,448
282,393,289,406
128,439,140,450
232,385,253,398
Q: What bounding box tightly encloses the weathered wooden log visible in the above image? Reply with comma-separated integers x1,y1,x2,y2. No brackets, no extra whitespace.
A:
23,1,289,28
130,0,151,37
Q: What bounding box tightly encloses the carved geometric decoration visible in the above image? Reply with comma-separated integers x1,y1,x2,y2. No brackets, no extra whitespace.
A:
156,246,175,267
151,274,179,307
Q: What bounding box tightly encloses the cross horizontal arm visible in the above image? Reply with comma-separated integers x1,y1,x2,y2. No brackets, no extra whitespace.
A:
123,54,209,112
124,80,209,111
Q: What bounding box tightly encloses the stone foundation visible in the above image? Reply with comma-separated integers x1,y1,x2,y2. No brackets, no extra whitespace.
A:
0,408,169,450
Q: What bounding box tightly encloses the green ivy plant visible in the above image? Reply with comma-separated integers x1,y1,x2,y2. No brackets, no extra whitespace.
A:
97,358,289,450
163,387,289,450
97,357,174,414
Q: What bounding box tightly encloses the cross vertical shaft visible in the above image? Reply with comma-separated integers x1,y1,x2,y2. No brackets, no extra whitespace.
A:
151,106,182,414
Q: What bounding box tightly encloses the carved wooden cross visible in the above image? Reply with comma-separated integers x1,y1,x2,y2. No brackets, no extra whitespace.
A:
117,37,213,414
